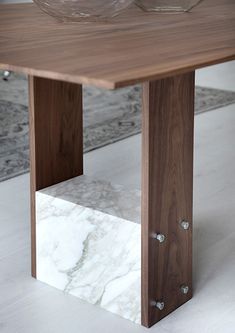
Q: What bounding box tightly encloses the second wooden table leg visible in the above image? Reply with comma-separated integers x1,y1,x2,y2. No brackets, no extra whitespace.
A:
28,76,83,278
141,72,195,327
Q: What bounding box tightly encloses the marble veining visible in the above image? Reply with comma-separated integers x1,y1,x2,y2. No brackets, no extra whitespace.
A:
36,176,141,324
39,175,141,223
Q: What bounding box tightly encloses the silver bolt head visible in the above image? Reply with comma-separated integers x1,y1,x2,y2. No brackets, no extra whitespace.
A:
155,301,165,311
180,285,189,294
3,71,11,80
180,220,190,230
155,233,166,243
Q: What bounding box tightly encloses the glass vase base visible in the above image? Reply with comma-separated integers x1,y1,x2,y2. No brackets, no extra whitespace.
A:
135,0,202,13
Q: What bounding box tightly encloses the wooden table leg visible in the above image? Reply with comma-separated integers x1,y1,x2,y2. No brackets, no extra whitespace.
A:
28,76,83,278
141,72,195,328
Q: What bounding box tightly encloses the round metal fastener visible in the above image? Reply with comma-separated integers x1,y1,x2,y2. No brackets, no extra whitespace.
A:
180,220,190,230
155,301,165,311
3,70,11,81
180,285,189,294
154,233,166,243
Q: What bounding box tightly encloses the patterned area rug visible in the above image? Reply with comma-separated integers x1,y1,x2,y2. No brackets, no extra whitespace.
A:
1,72,235,182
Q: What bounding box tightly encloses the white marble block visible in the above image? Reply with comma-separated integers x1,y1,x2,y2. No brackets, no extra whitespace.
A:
36,175,141,324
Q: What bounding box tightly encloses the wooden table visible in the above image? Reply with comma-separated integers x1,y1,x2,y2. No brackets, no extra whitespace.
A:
0,0,234,328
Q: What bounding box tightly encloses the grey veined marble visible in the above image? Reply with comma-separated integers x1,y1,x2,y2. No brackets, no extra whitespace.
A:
36,175,141,324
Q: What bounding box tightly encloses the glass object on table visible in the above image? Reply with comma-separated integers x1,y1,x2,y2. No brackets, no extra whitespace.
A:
135,0,203,12
33,0,133,22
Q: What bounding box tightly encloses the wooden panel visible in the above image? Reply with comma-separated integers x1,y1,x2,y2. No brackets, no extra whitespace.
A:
0,1,234,89
28,76,83,277
141,72,194,327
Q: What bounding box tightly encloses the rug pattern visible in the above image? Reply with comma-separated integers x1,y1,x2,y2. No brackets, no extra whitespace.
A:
1,72,235,182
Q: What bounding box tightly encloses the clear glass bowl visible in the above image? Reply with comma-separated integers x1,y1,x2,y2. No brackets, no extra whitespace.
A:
33,0,133,22
135,0,202,12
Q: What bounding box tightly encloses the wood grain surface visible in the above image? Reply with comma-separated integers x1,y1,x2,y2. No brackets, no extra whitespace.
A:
0,0,234,89
28,76,83,277
141,73,194,327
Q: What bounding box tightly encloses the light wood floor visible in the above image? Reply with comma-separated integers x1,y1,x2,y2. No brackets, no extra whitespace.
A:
0,62,235,333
